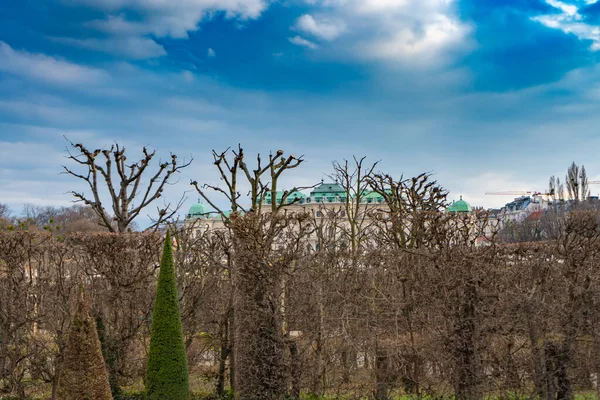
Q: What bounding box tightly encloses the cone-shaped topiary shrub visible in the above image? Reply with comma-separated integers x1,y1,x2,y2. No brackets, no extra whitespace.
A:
58,291,113,400
146,231,190,400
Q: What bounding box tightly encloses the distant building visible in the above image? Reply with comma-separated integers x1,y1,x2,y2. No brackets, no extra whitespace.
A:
184,181,387,250
184,180,563,247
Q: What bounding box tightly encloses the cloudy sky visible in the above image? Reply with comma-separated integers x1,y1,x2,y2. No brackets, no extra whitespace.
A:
1,0,600,225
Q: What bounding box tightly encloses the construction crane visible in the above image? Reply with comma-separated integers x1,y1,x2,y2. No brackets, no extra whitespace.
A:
485,191,545,196
486,181,600,197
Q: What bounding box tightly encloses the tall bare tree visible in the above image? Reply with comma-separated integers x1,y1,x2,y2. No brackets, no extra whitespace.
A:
549,175,565,203
62,140,191,232
0,204,13,229
331,156,379,255
369,172,448,250
0,204,9,220
565,162,589,202
192,145,310,400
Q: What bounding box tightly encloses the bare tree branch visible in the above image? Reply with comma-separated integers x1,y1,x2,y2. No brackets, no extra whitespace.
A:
62,137,192,232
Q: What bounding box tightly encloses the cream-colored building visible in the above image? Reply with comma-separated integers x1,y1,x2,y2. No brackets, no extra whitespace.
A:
184,182,389,250
183,181,491,248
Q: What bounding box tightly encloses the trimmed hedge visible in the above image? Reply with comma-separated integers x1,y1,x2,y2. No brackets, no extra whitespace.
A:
146,232,190,400
58,292,113,400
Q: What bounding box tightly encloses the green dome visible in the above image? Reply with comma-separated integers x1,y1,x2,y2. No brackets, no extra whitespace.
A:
187,201,209,219
447,196,472,213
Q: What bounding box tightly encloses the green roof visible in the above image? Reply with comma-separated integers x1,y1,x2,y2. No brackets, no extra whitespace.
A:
310,182,347,203
447,196,472,213
359,191,385,203
310,182,346,195
262,190,306,205
187,201,209,219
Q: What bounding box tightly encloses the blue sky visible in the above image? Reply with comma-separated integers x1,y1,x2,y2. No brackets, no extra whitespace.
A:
1,0,600,225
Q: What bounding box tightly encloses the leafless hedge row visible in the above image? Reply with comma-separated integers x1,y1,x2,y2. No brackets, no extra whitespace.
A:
2,209,600,400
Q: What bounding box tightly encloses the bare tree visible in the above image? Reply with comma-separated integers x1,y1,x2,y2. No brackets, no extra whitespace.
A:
19,204,108,233
549,175,565,203
331,156,379,254
0,204,9,220
0,204,14,229
62,139,191,232
565,162,589,202
192,145,311,400
368,172,448,250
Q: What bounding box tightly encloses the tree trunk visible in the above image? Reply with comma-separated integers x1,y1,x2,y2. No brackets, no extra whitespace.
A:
216,318,230,398
545,342,557,400
288,340,301,400
311,329,324,396
556,343,572,400
233,248,287,400
229,311,235,395
310,280,325,397
375,345,390,400
526,309,545,398
454,278,480,400
51,330,64,400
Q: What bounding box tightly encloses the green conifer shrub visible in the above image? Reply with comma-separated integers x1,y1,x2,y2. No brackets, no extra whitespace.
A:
58,292,113,400
146,232,190,400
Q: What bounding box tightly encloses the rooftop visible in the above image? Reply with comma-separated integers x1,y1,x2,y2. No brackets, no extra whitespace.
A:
447,196,472,213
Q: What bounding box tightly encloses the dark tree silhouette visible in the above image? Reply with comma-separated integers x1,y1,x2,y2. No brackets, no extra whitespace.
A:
62,139,191,232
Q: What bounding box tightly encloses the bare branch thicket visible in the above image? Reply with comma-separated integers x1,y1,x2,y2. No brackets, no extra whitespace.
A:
366,172,449,252
19,204,109,233
3,209,600,400
330,157,379,255
0,204,15,229
191,145,309,219
62,139,192,232
0,204,9,219
192,145,314,400
68,233,162,395
10,151,600,400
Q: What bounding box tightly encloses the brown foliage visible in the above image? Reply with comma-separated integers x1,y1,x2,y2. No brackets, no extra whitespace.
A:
4,190,600,400
58,293,113,400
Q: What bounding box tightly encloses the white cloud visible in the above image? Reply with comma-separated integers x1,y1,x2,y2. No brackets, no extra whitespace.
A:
546,0,579,17
294,14,346,41
85,14,149,35
207,47,216,57
62,1,269,60
74,0,269,38
52,36,166,59
361,13,471,65
359,0,472,63
0,97,99,125
0,41,109,85
181,70,195,83
292,0,472,67
533,0,600,51
289,35,319,49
